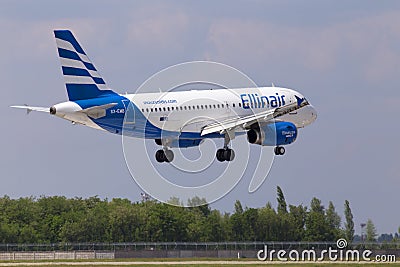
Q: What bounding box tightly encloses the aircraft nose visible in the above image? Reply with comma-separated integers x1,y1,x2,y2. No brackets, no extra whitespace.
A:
310,105,317,122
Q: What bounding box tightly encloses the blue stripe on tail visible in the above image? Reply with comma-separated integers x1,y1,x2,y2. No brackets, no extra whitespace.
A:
54,30,118,101
65,84,117,101
62,66,91,76
54,30,86,55
58,48,81,61
66,84,114,101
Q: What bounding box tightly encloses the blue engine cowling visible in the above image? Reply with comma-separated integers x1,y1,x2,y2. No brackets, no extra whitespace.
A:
247,122,297,146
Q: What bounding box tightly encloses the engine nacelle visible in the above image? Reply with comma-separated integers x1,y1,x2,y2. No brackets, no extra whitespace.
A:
247,122,297,146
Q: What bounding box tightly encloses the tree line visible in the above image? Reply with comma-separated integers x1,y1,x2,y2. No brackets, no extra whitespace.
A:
0,186,390,244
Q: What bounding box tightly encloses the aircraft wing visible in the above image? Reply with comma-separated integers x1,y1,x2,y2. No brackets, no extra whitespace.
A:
10,105,49,114
200,100,308,136
78,103,118,119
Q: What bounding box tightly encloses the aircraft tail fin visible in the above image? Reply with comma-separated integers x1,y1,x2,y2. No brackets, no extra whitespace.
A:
54,30,118,101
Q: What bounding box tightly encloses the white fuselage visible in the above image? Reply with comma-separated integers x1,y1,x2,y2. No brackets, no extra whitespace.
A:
50,86,317,142
127,87,316,133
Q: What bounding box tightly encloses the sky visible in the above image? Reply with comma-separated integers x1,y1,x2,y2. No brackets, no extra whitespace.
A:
1,1,400,235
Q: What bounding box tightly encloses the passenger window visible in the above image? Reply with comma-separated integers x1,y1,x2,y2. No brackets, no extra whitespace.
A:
239,103,241,107
233,103,235,108
150,108,153,112
167,107,170,111
146,108,149,112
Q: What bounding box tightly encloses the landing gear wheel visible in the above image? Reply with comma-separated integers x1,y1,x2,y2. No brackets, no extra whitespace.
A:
223,148,235,161
274,146,285,155
216,149,225,162
156,149,165,162
164,149,174,162
155,149,174,163
216,148,235,162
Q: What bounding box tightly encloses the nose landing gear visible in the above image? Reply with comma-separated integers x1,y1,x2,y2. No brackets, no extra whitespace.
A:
274,146,285,155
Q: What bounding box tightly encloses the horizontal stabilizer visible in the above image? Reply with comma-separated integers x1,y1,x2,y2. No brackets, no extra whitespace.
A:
10,105,49,114
78,103,117,119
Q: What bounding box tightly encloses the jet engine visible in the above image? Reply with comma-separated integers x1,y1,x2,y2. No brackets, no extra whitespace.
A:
247,122,297,146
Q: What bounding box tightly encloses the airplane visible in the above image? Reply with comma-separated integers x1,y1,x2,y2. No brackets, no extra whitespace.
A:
12,30,317,163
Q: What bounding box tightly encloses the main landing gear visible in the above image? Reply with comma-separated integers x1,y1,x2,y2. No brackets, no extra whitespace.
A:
155,149,174,163
274,146,285,155
216,131,235,162
216,148,235,162
154,143,284,163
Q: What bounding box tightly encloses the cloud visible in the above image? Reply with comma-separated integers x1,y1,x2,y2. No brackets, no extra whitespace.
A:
125,6,189,49
207,11,400,83
0,17,112,62
207,19,339,71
